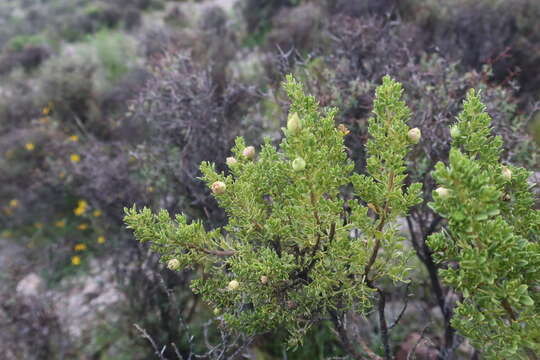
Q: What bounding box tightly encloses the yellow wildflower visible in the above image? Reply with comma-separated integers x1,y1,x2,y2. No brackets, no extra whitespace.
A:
70,154,81,163
55,219,66,228
69,135,79,142
35,222,44,229
74,200,88,216
25,143,35,151
97,236,106,244
77,223,89,230
74,243,87,251
71,256,81,266
93,209,102,217
9,199,19,208
337,124,350,135
42,105,51,115
147,186,155,193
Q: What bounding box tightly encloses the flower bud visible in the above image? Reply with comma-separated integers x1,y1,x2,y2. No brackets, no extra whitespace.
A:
435,187,451,200
407,128,421,144
167,258,180,271
227,279,240,291
502,166,512,181
242,146,256,160
211,181,226,195
292,157,306,172
226,157,237,167
450,125,461,138
213,307,221,315
337,124,350,135
260,275,268,284
287,112,301,134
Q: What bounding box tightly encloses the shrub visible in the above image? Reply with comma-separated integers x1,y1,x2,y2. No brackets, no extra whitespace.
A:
125,75,539,358
428,90,540,359
126,75,423,357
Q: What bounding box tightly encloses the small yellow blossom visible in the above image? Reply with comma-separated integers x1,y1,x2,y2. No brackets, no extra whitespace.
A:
77,223,89,230
97,236,106,244
35,222,43,229
71,256,81,266
74,243,87,251
93,209,102,217
42,105,51,115
69,135,79,142
74,200,88,216
25,143,35,151
147,186,155,193
70,154,81,163
55,219,66,228
9,199,19,208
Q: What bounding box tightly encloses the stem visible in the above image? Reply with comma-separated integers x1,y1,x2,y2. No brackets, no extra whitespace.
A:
377,289,392,360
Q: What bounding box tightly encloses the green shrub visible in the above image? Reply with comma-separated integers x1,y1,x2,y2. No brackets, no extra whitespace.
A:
428,90,540,359
125,75,539,358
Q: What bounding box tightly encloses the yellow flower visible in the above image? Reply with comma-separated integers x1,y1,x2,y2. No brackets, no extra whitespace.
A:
147,186,155,193
70,154,81,163
74,200,88,216
337,124,350,135
69,135,79,142
55,219,66,228
74,243,87,251
25,143,35,151
93,209,102,217
97,236,106,244
35,222,43,229
42,105,51,115
9,199,19,208
71,256,81,266
77,223,89,230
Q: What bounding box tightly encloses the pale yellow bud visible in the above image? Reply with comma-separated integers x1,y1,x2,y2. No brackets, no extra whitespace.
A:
435,187,451,200
242,146,256,160
450,125,461,138
211,181,226,195
227,279,240,291
408,128,421,144
502,166,512,181
167,258,180,270
226,157,237,167
260,275,268,284
213,307,221,315
287,112,301,134
292,157,306,172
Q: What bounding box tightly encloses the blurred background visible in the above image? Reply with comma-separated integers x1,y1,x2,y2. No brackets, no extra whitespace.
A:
0,0,539,359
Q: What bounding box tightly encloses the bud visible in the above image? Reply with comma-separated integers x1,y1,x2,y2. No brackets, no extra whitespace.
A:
292,157,306,172
227,279,240,291
213,307,221,315
407,128,421,144
502,166,512,181
450,125,461,138
260,275,268,284
242,146,256,160
337,124,350,135
226,157,237,167
167,258,180,271
435,187,451,200
211,181,226,195
287,112,301,134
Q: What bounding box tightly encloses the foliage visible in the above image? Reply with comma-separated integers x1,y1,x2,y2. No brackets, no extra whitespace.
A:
125,75,422,352
428,90,540,359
